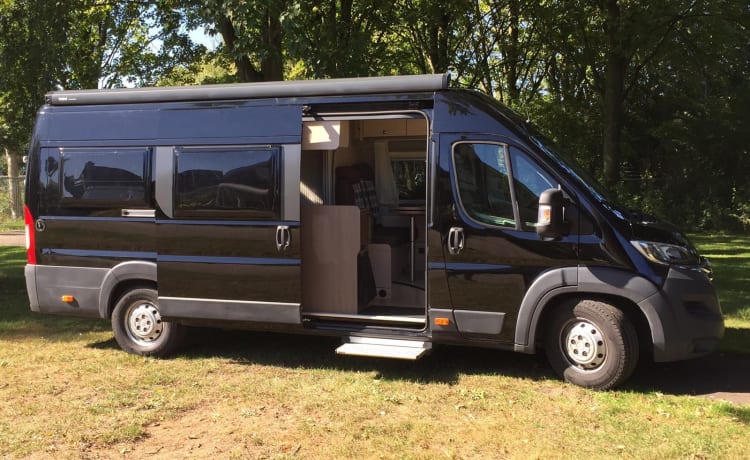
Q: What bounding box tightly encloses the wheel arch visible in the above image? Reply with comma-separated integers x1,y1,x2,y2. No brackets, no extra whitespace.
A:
98,261,157,319
514,266,665,358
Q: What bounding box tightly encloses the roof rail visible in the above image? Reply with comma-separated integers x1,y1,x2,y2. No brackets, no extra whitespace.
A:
46,73,450,106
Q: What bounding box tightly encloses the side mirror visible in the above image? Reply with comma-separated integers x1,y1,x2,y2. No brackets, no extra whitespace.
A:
536,188,566,240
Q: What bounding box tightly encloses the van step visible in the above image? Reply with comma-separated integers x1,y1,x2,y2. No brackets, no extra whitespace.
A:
336,336,432,360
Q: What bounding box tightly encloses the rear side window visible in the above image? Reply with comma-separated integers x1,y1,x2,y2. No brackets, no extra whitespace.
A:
174,146,279,218
61,148,149,206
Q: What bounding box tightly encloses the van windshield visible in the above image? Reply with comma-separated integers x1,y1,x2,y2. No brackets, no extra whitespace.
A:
527,133,613,204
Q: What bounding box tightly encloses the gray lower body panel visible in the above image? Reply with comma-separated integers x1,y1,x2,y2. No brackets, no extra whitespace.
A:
641,267,724,362
26,264,108,318
159,297,302,325
454,310,505,335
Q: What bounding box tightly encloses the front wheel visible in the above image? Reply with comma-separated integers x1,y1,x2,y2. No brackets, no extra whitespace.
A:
111,287,186,357
545,299,639,390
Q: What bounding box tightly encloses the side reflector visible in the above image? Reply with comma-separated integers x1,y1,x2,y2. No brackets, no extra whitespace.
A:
434,317,450,327
23,204,36,265
61,295,75,303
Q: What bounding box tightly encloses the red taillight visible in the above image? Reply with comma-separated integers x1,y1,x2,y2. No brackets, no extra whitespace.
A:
24,205,36,265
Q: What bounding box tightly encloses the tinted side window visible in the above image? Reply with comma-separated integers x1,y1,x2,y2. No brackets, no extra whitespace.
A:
175,146,279,218
38,148,61,212
453,143,515,228
392,159,426,202
509,148,557,231
61,148,148,206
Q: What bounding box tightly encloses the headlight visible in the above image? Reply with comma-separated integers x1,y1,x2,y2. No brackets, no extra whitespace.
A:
630,240,700,265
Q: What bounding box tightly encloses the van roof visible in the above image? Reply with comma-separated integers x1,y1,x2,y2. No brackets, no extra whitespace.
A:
45,74,450,106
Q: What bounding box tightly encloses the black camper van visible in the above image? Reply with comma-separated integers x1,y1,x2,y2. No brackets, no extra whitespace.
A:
23,74,723,389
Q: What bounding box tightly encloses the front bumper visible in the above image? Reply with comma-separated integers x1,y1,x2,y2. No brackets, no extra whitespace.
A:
640,266,724,362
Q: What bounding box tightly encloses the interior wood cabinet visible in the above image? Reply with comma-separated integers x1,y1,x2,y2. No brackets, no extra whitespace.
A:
301,205,363,313
362,119,427,138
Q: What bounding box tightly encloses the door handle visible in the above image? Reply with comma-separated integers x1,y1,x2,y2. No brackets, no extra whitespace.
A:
276,225,290,252
448,226,464,255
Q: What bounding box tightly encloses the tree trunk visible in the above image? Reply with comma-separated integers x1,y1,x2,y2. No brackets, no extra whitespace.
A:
427,3,451,73
504,0,521,103
602,69,625,186
602,0,628,186
216,15,263,82
338,0,353,77
260,3,284,81
5,148,22,219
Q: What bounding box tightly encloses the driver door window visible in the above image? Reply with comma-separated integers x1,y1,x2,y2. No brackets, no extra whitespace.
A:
453,142,515,228
509,147,557,231
453,142,559,232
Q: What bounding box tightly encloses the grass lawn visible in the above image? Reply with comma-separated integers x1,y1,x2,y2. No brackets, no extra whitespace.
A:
1,237,749,458
692,234,750,354
0,217,23,232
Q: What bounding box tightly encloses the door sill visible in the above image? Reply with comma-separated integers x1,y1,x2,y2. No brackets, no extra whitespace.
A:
303,311,425,325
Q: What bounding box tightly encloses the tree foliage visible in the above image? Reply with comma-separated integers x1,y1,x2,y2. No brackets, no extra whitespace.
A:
62,1,204,89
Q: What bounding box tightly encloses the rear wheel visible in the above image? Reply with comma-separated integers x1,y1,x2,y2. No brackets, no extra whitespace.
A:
111,287,185,357
544,299,639,390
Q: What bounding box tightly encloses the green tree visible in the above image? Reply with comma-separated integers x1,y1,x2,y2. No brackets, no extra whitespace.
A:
287,0,400,78
0,0,69,217
622,0,750,228
544,0,732,185
393,0,474,75
180,0,287,82
62,1,204,89
453,0,553,107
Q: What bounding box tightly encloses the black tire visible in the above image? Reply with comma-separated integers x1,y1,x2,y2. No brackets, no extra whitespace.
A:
111,287,186,357
544,299,639,390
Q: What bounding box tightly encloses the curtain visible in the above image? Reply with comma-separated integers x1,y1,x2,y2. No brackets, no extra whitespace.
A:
374,142,398,206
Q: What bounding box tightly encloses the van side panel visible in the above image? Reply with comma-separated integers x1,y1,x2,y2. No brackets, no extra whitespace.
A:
36,218,156,268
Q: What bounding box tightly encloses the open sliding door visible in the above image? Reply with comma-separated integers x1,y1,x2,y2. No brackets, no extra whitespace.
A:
153,102,302,325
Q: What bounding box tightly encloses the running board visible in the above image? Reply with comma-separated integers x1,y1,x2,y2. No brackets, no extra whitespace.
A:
336,337,432,360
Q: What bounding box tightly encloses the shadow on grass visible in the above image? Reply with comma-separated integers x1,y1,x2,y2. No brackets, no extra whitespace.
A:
87,336,119,350
86,325,750,402
721,327,750,354
88,328,553,386
628,342,750,403
720,405,750,424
